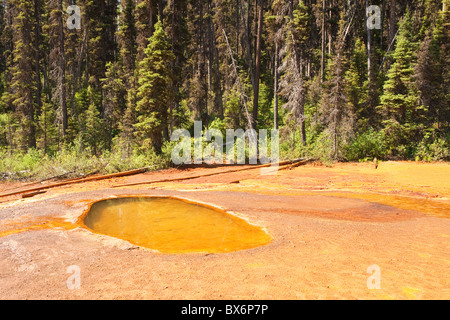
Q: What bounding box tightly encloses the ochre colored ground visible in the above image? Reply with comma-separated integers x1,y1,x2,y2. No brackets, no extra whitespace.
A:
0,161,449,299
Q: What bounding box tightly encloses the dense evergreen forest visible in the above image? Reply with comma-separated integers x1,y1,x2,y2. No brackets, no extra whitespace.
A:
0,0,449,179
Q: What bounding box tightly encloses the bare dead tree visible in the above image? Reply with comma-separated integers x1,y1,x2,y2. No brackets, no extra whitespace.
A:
222,29,253,131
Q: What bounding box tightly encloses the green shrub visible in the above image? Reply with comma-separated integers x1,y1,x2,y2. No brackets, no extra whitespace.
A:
415,131,450,161
344,128,388,161
0,142,168,181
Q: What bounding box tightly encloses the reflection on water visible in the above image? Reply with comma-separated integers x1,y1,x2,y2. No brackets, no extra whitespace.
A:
83,197,271,253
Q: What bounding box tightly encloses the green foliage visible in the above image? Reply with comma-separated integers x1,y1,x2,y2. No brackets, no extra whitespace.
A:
345,38,368,127
209,117,226,137
1,0,449,182
344,128,388,161
83,100,105,155
290,0,310,44
303,131,335,166
135,19,175,153
415,130,450,161
75,86,105,154
256,82,274,129
0,148,45,180
0,112,16,147
223,89,245,129
173,99,193,130
378,10,431,158
37,101,58,155
0,141,168,181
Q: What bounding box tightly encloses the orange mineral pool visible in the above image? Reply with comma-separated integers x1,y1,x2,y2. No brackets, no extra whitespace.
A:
82,197,271,254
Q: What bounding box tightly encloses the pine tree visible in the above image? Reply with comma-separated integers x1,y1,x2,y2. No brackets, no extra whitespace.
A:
118,0,137,77
415,5,449,131
187,0,209,126
120,76,138,157
101,61,126,150
37,100,58,153
135,19,175,153
252,0,264,130
378,10,424,157
85,0,117,91
0,0,15,129
135,0,158,62
279,0,310,147
164,0,190,132
319,11,354,159
10,0,37,150
111,0,138,156
345,38,368,130
81,85,104,155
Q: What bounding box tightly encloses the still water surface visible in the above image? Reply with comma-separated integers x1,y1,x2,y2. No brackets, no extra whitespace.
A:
83,197,271,253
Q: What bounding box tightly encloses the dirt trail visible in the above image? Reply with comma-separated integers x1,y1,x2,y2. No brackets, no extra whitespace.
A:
0,161,449,300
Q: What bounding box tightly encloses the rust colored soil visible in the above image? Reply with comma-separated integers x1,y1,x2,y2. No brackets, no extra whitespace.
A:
0,161,449,299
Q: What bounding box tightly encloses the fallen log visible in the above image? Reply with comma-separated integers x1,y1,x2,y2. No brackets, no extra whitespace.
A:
21,191,47,199
0,170,81,193
0,166,152,199
225,159,312,184
112,158,312,188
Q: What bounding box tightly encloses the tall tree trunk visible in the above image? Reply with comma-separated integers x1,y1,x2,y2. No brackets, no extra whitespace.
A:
222,29,253,132
158,0,164,21
236,0,240,56
58,0,67,136
380,0,385,50
389,0,396,45
274,42,279,130
239,0,255,90
321,0,326,82
366,0,372,80
33,0,42,118
11,0,37,150
252,0,264,130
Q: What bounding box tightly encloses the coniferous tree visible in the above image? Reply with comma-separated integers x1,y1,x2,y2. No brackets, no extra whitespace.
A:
415,5,449,131
101,61,126,150
48,0,67,139
164,0,190,132
135,0,158,62
378,10,424,157
0,0,447,164
135,19,175,153
345,38,368,130
278,0,310,147
82,85,104,154
187,0,209,126
319,11,354,159
118,0,137,77
37,100,58,153
252,0,264,130
10,0,37,150
120,70,139,157
84,0,117,91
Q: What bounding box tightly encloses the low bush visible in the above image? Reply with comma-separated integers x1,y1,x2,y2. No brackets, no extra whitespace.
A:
344,128,388,161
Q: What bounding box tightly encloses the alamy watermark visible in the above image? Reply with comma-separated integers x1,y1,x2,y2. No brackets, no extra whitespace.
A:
66,4,381,31
367,5,381,30
367,264,381,289
66,5,81,30
66,265,81,290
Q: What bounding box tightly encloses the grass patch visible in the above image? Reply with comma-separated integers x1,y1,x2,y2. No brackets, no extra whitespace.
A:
0,145,170,182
